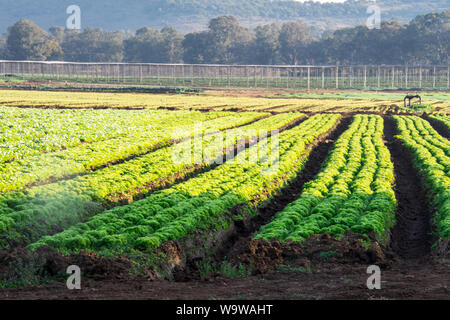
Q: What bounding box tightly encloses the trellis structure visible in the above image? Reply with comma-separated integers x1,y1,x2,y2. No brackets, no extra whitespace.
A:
0,60,449,90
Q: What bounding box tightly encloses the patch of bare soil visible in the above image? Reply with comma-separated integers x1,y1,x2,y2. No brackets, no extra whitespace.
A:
0,254,447,300
0,246,148,283
228,232,389,275
204,89,293,98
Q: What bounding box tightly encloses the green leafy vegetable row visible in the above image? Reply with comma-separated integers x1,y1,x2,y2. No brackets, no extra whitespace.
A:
394,116,449,239
0,113,302,247
0,107,224,163
0,111,264,193
256,115,396,243
28,114,341,254
429,115,450,130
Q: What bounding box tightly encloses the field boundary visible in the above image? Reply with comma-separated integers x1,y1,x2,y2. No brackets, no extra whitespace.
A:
1,60,449,91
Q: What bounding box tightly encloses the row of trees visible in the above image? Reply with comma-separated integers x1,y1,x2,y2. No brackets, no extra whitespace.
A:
1,11,449,65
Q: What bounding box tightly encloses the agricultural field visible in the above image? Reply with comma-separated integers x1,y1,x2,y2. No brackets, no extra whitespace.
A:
1,89,449,114
0,88,448,300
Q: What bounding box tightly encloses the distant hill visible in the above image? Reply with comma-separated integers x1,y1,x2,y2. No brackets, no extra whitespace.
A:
1,0,448,35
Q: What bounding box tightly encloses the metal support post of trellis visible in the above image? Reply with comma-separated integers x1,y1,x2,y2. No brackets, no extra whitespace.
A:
349,67,353,88
419,66,422,89
307,66,311,91
377,66,381,89
364,66,367,89
246,66,249,88
321,67,325,89
405,65,408,88
336,65,339,89
433,66,436,88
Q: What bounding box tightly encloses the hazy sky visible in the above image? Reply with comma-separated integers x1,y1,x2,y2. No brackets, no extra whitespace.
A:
292,0,347,2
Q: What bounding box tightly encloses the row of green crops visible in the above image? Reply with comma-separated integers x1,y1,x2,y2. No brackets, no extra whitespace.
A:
28,114,341,254
256,115,396,243
429,115,450,130
394,116,450,239
0,107,230,163
0,111,266,193
0,106,48,119
399,104,435,113
0,113,303,247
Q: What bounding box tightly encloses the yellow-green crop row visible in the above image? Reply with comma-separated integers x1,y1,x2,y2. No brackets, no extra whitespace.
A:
394,116,450,240
2,89,447,113
0,113,302,247
256,115,396,243
27,114,340,254
0,111,265,193
429,115,450,130
0,107,233,163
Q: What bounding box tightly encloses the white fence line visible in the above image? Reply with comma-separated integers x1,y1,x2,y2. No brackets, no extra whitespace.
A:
1,60,448,90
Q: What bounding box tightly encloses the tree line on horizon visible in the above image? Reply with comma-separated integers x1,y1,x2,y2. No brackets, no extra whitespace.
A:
0,11,448,66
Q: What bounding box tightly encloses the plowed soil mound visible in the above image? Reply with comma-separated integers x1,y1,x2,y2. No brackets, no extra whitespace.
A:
228,232,390,275
0,251,447,300
0,246,151,282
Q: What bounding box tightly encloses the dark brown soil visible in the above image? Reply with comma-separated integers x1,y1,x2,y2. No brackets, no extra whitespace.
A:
0,233,447,300
5,102,430,117
383,117,434,260
0,246,145,283
0,254,447,300
425,116,450,139
227,232,390,275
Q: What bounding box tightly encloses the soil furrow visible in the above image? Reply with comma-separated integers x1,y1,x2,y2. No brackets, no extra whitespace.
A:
424,116,450,139
383,116,433,260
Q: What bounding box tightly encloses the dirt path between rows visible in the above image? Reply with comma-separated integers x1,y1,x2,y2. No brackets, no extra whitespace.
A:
383,117,434,260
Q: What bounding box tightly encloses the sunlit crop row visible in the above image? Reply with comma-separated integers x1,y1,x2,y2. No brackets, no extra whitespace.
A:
256,115,396,243
0,111,263,193
429,115,450,129
0,106,235,163
3,89,447,114
394,116,450,239
0,113,301,247
28,114,340,254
